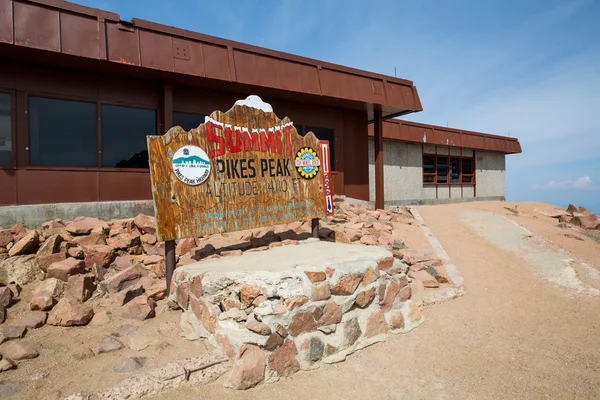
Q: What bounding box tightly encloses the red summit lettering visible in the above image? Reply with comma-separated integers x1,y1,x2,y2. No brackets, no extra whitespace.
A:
260,128,275,152
207,118,225,157
283,123,293,156
226,124,243,153
244,129,260,151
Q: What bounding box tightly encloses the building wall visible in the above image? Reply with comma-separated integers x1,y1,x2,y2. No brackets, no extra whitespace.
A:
368,138,506,204
0,60,369,205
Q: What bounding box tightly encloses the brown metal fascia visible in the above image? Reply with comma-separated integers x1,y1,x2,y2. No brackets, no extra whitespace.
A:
25,0,120,21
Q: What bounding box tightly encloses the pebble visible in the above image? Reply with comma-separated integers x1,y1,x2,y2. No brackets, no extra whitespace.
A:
113,357,146,373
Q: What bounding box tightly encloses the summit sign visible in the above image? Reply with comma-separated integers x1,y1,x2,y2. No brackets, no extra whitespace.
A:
147,95,334,242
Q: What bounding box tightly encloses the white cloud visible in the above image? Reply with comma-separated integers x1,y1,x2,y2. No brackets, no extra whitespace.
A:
533,175,594,190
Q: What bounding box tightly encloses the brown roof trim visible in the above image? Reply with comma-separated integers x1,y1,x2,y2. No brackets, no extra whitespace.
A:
5,0,422,117
368,119,522,154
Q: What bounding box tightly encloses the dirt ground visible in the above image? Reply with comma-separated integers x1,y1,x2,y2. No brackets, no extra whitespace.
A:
149,201,600,399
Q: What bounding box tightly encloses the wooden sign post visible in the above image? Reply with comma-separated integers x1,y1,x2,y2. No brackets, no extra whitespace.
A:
147,96,334,293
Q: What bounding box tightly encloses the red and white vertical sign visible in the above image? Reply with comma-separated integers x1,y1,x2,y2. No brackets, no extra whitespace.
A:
319,141,334,216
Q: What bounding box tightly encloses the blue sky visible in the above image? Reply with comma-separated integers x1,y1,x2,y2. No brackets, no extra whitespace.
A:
78,0,600,212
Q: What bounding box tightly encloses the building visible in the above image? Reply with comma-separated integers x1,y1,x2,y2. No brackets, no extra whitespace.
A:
0,0,521,217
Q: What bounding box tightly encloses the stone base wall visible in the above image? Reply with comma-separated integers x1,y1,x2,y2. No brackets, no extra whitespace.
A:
169,241,424,389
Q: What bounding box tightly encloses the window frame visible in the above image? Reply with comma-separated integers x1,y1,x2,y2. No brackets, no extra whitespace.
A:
0,89,16,170
23,91,158,172
422,149,475,186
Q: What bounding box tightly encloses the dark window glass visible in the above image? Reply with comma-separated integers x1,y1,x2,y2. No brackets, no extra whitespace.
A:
29,97,97,167
0,94,11,166
437,156,448,183
462,158,473,175
462,175,473,183
306,126,335,170
173,112,206,131
424,175,435,183
102,105,156,168
294,124,303,135
450,157,460,183
423,155,435,174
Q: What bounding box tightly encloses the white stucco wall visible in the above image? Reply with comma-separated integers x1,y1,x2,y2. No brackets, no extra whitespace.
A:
368,139,506,204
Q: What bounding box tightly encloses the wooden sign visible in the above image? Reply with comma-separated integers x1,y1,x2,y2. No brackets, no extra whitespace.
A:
147,95,334,242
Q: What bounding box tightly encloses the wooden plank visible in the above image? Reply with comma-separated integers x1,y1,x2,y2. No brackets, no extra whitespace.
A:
147,95,329,242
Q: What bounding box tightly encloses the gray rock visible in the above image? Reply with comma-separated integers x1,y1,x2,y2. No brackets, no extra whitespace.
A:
308,337,324,362
392,240,407,250
72,348,95,361
0,305,5,324
113,357,146,373
343,317,362,346
0,358,16,372
18,312,47,329
318,324,337,334
0,380,21,398
0,287,13,308
98,336,124,354
0,326,26,344
426,266,439,278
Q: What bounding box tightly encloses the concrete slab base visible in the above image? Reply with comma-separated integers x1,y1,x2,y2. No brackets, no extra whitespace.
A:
170,239,424,389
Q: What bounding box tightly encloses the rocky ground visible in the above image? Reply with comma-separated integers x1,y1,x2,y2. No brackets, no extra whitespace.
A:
0,198,448,399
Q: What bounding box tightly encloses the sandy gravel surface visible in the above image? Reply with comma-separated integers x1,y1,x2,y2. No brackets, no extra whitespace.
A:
151,201,600,399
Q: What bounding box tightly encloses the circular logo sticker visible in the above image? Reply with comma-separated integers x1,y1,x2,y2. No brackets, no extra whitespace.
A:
172,145,211,185
295,147,320,179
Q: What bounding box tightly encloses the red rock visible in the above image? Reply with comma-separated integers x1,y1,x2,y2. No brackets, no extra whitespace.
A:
409,302,422,322
37,234,63,256
47,297,94,326
190,297,220,333
274,323,288,338
10,224,28,242
566,203,581,214
18,311,47,329
222,295,242,311
122,295,156,320
30,278,65,311
8,283,21,298
355,287,376,308
304,271,326,282
100,266,141,292
281,239,299,245
8,230,39,257
41,219,70,239
325,267,335,278
403,253,435,266
269,241,283,249
268,339,300,376
334,231,351,244
84,245,115,268
399,274,409,287
245,320,271,335
38,252,67,272
389,311,405,330
2,341,39,360
144,279,167,301
221,249,243,257
143,255,163,265
380,281,401,311
176,282,190,309
66,217,106,235
133,214,157,235
240,283,262,307
318,302,342,326
66,274,96,302
110,254,134,271
362,268,378,286
376,256,394,271
67,246,85,259
189,274,204,298
344,229,362,242
47,258,86,281
366,310,388,338
216,334,236,359
0,229,13,247
107,233,141,250
288,312,317,336
409,262,428,273
408,270,440,288
176,237,197,256
73,232,107,247
331,273,363,295
226,344,265,390
286,295,309,310
360,235,377,245
140,233,157,245
572,214,599,230
264,332,284,351
311,282,331,301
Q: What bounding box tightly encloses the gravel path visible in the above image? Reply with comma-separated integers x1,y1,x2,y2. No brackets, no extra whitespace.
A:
152,202,600,399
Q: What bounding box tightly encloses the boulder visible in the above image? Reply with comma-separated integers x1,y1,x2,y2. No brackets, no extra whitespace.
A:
10,224,28,242
144,279,167,301
133,214,157,235
360,235,378,245
36,234,63,256
566,204,581,214
67,247,85,259
41,219,70,239
572,214,599,230
268,339,299,376
8,230,39,257
0,229,13,248
0,325,26,343
46,258,86,281
176,237,197,256
84,245,115,268
99,265,141,293
37,252,67,273
47,297,94,326
107,233,141,250
0,287,13,308
73,233,107,247
66,274,96,302
30,278,65,310
122,295,156,321
226,344,265,390
66,217,107,235
140,233,157,245
1,341,39,360
0,255,40,286
17,312,47,329
408,270,440,288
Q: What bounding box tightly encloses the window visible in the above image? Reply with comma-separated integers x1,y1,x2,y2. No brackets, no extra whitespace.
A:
305,126,335,170
173,112,206,132
423,152,474,185
29,97,97,167
102,105,156,168
0,93,11,166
